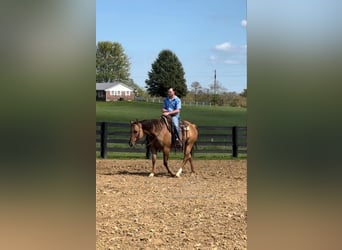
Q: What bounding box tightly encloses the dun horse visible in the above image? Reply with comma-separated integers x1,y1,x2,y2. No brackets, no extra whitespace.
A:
129,116,198,177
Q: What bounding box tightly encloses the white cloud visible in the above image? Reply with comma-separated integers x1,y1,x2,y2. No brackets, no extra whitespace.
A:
214,42,232,51
241,19,247,27
209,55,217,61
224,59,239,65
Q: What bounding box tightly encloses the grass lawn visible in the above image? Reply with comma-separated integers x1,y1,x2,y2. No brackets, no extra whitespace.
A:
96,101,247,160
96,101,247,126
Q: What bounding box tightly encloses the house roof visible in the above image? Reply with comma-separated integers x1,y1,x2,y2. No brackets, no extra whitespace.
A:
96,82,134,91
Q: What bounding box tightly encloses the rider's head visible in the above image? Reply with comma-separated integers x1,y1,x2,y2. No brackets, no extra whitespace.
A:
168,88,175,98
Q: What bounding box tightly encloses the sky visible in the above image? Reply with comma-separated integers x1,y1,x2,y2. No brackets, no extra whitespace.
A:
96,0,247,93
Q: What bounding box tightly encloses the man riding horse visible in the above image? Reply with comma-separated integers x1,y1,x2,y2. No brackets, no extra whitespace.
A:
129,117,198,177
162,87,182,148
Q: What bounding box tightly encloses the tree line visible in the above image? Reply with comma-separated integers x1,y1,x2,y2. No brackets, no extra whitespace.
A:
96,41,246,107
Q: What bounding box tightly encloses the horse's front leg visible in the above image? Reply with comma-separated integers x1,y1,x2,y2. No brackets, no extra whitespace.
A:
163,148,175,177
149,149,157,177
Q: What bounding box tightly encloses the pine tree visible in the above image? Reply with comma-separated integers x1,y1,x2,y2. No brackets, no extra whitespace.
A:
145,50,187,97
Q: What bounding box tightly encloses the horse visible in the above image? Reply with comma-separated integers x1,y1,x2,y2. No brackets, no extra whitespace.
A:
129,115,198,177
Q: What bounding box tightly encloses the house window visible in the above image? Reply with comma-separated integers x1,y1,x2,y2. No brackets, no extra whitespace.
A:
110,91,114,96
125,91,130,96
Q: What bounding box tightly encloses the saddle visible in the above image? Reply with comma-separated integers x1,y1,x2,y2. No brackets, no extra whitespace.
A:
161,116,189,148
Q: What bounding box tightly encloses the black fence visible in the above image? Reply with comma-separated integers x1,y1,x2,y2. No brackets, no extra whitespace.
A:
96,122,247,158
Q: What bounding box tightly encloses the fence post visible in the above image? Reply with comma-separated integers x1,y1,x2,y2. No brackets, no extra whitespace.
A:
100,122,108,159
232,126,238,158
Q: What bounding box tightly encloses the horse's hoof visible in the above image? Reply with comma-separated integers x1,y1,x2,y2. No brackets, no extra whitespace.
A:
149,173,154,177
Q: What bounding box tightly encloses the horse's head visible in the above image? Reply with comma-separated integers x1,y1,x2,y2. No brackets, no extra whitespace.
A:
129,120,144,147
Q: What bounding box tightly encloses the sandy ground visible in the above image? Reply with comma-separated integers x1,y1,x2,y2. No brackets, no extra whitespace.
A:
96,159,247,250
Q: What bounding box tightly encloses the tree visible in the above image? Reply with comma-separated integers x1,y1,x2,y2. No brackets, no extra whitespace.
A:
240,88,247,97
123,78,140,90
96,41,130,82
209,80,226,94
209,81,226,105
145,50,187,98
191,81,202,103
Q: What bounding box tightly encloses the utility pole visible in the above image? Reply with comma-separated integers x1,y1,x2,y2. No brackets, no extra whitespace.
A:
214,69,217,94
194,85,197,104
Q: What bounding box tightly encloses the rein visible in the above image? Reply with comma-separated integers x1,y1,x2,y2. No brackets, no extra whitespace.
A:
160,115,172,132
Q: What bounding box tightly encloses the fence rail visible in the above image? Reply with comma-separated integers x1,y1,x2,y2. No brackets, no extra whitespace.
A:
96,122,247,158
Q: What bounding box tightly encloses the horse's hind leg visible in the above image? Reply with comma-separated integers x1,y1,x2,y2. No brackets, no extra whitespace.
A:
188,141,197,175
188,157,195,175
176,144,195,177
163,149,175,177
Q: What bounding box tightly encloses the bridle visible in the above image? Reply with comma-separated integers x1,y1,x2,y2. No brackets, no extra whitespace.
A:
130,117,170,147
131,122,142,143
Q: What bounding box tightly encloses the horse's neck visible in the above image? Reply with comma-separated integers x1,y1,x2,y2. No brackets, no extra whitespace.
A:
140,120,158,135
140,120,149,133
140,119,168,136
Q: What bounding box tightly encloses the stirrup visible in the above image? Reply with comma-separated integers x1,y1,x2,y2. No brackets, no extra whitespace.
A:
175,138,183,148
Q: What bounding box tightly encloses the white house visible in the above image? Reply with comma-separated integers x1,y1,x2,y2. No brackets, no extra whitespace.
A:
96,82,135,101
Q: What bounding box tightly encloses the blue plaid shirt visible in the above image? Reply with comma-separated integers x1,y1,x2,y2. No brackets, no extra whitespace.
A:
163,96,181,118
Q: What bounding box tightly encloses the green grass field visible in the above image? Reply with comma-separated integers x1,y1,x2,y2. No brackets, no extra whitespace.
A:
96,101,247,159
96,101,247,126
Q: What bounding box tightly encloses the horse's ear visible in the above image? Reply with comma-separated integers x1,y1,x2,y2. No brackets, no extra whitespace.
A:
135,118,139,122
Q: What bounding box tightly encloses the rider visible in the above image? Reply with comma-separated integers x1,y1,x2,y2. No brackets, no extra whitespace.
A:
162,87,182,147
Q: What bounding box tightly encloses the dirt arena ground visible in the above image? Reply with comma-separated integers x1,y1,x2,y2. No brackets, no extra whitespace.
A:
96,159,247,250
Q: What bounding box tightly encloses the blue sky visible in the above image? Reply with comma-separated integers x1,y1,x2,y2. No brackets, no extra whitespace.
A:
96,0,247,93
